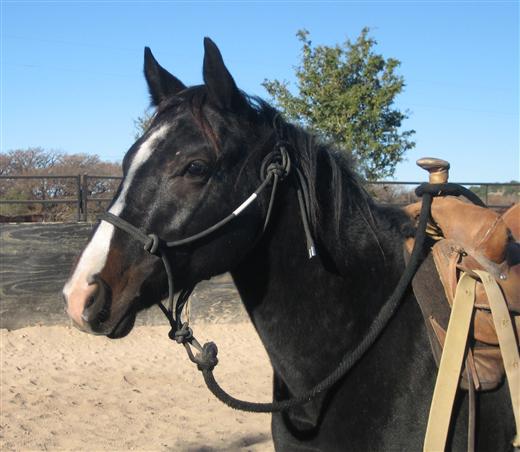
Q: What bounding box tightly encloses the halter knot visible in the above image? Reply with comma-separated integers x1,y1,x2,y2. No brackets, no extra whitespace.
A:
266,163,286,178
143,233,161,255
260,145,291,182
195,342,219,372
170,322,193,344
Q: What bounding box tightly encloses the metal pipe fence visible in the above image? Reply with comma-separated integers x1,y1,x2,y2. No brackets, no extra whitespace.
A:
0,174,122,222
0,174,518,222
366,181,519,209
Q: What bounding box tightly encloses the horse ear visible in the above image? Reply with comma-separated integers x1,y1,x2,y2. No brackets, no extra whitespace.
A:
202,37,246,111
144,47,186,106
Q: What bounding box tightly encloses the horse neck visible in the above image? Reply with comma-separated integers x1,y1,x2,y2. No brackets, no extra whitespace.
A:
231,158,411,390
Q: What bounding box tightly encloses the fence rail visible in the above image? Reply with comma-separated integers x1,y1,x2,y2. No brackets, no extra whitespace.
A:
0,174,122,222
366,180,519,209
0,174,518,222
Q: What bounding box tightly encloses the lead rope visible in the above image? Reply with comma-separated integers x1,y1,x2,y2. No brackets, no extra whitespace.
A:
174,182,482,413
188,193,433,412
100,154,484,414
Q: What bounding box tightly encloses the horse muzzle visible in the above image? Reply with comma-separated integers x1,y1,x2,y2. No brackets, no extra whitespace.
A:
64,274,117,335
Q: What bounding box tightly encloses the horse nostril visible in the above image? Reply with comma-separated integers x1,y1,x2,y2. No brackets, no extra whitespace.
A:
81,294,98,323
81,277,112,325
85,294,96,310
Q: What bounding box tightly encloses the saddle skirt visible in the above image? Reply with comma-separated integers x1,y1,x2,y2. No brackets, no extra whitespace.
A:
404,198,520,391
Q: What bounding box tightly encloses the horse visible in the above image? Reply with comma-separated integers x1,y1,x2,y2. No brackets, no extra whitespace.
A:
63,38,516,451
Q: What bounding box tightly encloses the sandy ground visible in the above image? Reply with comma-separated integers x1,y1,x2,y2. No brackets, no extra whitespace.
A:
0,323,274,451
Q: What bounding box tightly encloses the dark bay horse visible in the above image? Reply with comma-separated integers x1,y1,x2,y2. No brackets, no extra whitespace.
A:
63,38,515,451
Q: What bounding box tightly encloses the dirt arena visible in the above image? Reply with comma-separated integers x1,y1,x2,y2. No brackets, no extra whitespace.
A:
0,322,274,451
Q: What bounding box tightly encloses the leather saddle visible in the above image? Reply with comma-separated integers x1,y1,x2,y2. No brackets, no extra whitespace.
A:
404,198,519,391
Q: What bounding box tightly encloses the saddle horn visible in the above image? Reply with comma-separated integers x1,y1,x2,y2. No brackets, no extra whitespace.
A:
417,157,450,184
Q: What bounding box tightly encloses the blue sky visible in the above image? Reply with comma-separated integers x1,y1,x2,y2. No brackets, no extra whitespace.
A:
1,0,518,182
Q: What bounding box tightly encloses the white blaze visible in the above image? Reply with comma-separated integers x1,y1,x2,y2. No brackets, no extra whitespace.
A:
63,125,169,299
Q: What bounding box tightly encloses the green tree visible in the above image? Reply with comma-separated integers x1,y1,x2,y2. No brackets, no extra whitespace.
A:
262,28,415,180
133,108,155,140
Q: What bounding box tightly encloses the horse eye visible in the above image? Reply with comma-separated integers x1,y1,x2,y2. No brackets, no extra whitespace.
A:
186,160,209,177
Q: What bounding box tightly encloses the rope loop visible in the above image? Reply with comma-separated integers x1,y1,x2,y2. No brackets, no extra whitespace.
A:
169,322,193,344
415,182,485,207
143,233,161,255
260,145,291,182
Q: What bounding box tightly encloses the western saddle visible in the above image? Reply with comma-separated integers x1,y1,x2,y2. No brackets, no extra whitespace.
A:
403,158,519,451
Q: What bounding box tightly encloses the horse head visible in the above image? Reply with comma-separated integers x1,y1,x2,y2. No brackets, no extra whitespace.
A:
63,38,278,337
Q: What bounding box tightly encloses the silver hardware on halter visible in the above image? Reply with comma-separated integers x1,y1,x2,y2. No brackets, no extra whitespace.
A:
232,193,258,216
308,246,317,259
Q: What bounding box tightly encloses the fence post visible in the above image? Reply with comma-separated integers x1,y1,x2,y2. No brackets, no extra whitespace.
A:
81,173,88,222
485,184,489,206
76,175,82,222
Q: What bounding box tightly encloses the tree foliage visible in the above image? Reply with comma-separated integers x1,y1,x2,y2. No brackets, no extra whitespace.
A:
0,148,121,221
262,28,415,180
133,108,155,140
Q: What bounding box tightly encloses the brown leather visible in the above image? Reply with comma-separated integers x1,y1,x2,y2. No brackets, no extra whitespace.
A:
500,203,520,314
405,197,509,263
473,347,506,391
458,254,520,314
465,350,480,391
428,293,507,390
502,203,520,240
404,199,520,392
407,198,520,312
473,309,500,345
499,263,520,313
430,239,460,305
